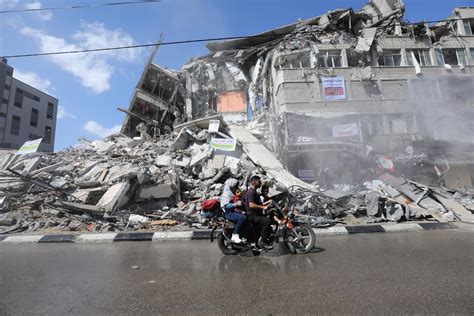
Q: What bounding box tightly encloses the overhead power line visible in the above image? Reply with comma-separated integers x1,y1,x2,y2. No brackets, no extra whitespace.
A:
0,0,160,14
0,17,463,59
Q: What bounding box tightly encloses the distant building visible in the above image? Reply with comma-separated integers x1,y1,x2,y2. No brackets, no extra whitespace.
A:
0,59,58,152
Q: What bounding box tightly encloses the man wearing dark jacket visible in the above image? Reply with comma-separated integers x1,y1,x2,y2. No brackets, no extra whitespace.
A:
245,175,273,249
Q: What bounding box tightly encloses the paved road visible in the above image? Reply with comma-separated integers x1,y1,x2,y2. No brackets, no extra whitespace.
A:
0,230,473,315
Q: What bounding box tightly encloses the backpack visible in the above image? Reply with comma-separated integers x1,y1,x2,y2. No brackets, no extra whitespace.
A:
200,199,222,217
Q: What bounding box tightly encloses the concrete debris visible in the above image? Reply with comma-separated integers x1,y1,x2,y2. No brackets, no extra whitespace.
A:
3,0,474,234
0,120,289,234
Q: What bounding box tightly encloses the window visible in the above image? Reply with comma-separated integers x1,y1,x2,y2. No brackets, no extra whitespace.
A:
317,50,342,68
4,85,10,91
47,102,54,119
444,78,473,104
406,49,432,66
30,108,39,127
378,50,401,66
2,98,8,105
464,20,473,36
275,52,311,69
10,115,20,136
389,114,416,134
16,88,40,102
436,48,468,66
470,48,474,64
6,70,13,76
411,79,440,100
0,112,6,118
367,116,384,136
14,90,23,108
44,126,52,144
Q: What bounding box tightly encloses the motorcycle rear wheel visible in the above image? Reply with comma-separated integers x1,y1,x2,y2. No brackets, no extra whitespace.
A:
217,232,238,255
284,224,316,254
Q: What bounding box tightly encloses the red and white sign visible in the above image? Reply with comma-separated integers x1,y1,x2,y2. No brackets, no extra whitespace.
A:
322,77,347,100
332,123,359,137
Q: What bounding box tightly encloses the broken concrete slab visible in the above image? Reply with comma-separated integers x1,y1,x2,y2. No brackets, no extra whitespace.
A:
96,182,130,212
156,155,172,167
190,144,213,167
435,194,474,223
228,125,315,190
174,114,228,133
138,184,175,200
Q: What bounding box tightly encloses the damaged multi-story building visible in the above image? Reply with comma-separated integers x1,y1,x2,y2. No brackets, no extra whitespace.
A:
121,0,474,190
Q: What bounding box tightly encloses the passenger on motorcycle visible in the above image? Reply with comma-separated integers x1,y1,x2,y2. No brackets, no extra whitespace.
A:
245,175,273,249
220,178,247,243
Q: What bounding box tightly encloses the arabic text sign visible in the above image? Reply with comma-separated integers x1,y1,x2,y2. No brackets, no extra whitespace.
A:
210,138,236,151
332,123,358,137
322,77,347,100
17,138,43,155
208,120,220,133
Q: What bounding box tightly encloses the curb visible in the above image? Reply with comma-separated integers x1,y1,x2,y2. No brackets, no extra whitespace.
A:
0,222,464,244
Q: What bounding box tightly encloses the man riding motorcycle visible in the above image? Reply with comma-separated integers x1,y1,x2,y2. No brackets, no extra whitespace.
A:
244,175,274,250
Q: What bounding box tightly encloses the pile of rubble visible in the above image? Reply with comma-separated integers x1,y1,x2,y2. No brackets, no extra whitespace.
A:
0,118,262,234
290,174,474,225
1,114,473,235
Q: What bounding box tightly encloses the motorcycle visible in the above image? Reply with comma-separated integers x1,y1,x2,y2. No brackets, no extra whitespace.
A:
210,201,316,255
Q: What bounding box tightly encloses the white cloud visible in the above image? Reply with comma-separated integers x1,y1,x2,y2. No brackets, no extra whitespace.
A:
83,121,121,138
25,1,53,21
13,69,53,94
57,106,77,119
20,22,143,94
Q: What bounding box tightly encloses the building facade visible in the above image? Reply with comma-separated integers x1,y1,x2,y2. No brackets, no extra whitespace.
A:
0,59,58,152
122,1,474,189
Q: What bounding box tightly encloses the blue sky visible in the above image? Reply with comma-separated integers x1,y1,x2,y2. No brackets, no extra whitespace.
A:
0,0,471,151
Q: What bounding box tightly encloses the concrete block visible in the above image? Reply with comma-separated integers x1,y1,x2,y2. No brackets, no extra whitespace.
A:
76,233,117,243
381,223,424,233
72,188,106,204
138,184,175,200
21,157,42,174
91,140,115,153
190,144,213,167
173,157,190,168
3,235,43,243
105,164,141,183
224,156,241,175
155,155,172,167
173,129,194,151
313,226,348,235
152,231,193,240
97,182,130,212
210,155,225,170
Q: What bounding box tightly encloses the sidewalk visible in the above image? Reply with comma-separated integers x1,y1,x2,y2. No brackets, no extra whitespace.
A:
0,222,469,244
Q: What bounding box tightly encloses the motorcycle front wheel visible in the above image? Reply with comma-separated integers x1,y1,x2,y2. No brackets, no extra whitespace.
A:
284,224,316,254
217,231,238,255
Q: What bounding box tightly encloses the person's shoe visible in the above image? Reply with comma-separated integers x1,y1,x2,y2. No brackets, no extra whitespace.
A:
231,234,242,243
241,237,247,243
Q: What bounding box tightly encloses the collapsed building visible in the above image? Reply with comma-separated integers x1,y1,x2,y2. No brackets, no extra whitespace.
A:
121,0,474,191
2,0,474,234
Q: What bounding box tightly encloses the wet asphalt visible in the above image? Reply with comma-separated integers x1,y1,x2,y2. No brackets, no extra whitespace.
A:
0,229,473,315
